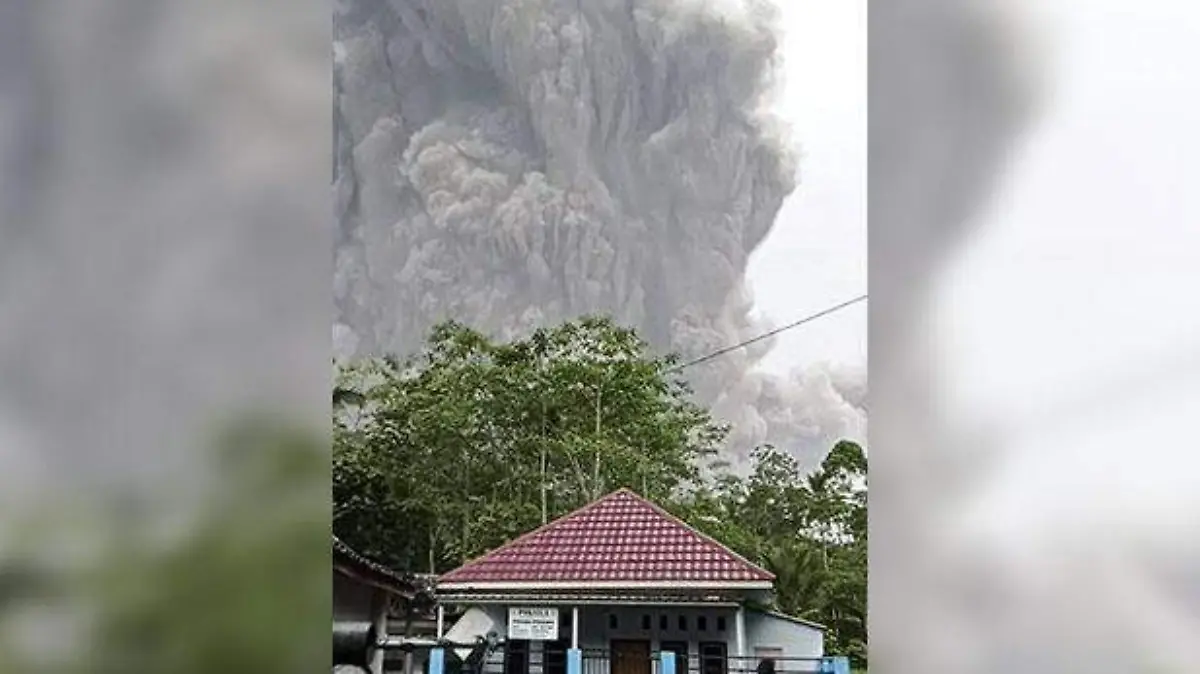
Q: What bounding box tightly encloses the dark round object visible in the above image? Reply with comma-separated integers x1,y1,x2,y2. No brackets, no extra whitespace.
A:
333,621,377,668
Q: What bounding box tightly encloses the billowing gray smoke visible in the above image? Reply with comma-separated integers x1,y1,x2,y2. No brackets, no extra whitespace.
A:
333,0,865,468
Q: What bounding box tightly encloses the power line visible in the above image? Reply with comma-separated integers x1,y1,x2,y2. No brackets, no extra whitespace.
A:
666,294,868,373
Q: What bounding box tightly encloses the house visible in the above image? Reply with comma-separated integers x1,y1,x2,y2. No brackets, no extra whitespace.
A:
334,535,436,674
432,489,830,674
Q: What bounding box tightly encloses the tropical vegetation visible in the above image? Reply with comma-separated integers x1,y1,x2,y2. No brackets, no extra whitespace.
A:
333,318,867,666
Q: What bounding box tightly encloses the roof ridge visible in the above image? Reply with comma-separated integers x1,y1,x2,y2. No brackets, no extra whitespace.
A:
439,488,630,582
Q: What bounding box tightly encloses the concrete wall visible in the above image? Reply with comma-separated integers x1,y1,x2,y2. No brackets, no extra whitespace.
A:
742,611,823,673
576,605,740,656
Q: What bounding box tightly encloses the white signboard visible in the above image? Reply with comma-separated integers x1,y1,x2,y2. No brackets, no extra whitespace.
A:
507,607,559,641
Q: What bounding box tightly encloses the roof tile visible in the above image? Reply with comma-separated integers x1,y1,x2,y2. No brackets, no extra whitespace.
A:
438,489,774,585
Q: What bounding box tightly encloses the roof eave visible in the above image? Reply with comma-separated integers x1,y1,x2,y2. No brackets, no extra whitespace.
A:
333,535,431,599
437,594,745,607
749,607,828,632
436,580,775,592
335,560,419,597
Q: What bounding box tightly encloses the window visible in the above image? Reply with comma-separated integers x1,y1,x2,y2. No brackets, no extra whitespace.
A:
716,617,726,632
699,642,727,674
698,616,707,631
661,641,689,674
504,640,530,674
609,614,619,630
544,639,570,674
659,615,668,631
642,614,651,630
678,615,687,631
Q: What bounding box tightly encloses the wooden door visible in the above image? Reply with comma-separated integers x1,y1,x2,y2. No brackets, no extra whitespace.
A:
610,639,651,674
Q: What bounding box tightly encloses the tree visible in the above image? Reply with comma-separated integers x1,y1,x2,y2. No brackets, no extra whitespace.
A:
804,440,868,666
678,441,868,669
333,317,726,571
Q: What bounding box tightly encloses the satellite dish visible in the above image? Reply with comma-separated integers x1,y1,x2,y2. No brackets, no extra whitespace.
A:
443,607,496,661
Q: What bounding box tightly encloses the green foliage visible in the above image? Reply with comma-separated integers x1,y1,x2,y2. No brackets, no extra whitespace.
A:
334,317,868,668
679,442,868,667
334,317,724,571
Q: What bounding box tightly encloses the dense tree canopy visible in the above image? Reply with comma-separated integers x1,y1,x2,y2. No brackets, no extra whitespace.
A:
334,317,868,667
334,317,725,571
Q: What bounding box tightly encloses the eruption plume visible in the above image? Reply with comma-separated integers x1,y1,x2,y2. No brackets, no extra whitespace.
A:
333,0,865,467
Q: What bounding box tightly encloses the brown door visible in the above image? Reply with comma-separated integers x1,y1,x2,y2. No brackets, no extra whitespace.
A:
610,639,651,674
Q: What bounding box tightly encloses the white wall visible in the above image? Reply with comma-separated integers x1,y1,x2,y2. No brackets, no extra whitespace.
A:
743,611,823,672
577,605,740,654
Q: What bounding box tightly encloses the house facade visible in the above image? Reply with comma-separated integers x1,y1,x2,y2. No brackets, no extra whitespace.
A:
334,535,436,674
432,490,833,674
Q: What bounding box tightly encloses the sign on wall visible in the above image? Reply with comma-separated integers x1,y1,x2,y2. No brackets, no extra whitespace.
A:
507,607,559,641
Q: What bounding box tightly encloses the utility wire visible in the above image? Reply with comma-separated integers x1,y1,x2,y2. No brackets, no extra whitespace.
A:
666,294,868,373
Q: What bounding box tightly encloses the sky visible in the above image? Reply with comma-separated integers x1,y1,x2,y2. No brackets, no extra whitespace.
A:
746,0,867,375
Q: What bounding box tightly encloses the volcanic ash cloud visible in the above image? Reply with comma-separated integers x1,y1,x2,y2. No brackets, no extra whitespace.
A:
334,0,865,467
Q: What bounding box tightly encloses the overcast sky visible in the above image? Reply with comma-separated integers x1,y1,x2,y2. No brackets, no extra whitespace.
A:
746,0,867,375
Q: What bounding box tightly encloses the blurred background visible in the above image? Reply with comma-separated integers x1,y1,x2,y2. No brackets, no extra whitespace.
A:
0,0,331,671
871,0,1200,672
0,0,1198,672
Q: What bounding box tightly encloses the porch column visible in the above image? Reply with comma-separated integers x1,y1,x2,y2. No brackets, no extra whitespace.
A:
437,604,445,638
567,606,582,674
370,591,388,674
571,607,579,649
403,608,415,674
661,651,677,674
819,656,849,674
734,606,746,657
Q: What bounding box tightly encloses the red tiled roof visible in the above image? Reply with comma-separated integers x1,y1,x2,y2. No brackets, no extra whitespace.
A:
438,489,774,586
